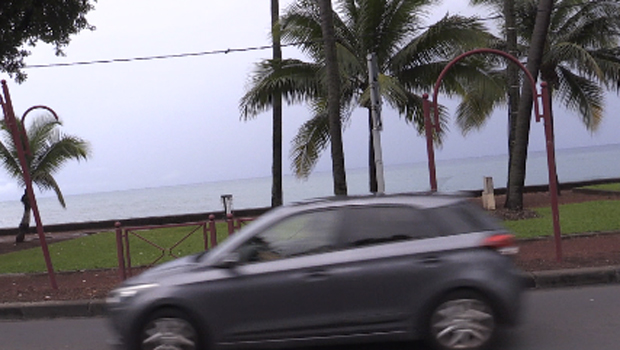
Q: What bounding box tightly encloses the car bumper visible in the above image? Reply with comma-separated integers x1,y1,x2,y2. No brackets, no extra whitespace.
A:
520,271,536,289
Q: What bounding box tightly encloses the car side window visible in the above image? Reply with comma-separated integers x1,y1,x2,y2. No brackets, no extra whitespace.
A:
343,206,440,248
234,209,340,263
427,202,504,235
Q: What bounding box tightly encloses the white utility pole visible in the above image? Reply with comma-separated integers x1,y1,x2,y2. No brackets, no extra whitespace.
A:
367,53,385,193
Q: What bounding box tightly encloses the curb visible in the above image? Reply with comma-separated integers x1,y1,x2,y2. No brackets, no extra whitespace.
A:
526,265,620,289
0,299,106,320
1,266,620,321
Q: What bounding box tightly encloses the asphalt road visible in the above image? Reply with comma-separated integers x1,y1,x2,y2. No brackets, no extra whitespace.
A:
1,284,619,350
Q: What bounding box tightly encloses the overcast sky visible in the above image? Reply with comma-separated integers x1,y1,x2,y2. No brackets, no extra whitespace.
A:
1,0,618,202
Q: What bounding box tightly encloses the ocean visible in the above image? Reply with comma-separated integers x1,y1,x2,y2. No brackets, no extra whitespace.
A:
0,144,619,229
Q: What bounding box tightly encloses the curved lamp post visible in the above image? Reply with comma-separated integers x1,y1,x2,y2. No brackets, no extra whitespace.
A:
20,105,60,157
422,48,563,262
1,80,58,289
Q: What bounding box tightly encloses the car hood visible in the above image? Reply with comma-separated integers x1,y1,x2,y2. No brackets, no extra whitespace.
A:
126,254,202,284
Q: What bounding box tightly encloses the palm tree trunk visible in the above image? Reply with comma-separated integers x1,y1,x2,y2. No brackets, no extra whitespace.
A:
504,0,520,199
16,190,31,243
271,0,283,207
318,0,347,195
368,108,378,193
505,0,555,210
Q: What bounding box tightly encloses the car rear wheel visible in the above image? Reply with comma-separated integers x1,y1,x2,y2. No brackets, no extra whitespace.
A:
139,308,201,350
426,291,496,350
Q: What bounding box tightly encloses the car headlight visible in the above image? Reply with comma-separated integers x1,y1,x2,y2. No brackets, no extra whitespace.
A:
106,283,159,304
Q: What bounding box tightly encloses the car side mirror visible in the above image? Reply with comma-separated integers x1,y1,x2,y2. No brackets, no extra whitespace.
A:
214,252,240,269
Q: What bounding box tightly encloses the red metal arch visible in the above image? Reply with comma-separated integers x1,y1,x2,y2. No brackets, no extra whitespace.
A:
21,105,60,124
20,105,60,157
431,48,542,131
422,48,563,261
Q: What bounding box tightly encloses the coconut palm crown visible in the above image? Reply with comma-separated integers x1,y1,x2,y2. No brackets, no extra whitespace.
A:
469,0,620,130
0,114,91,242
240,0,497,181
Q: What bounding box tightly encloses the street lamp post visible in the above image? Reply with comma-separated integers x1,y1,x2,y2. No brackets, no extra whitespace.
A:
367,53,385,194
0,80,58,289
423,49,563,261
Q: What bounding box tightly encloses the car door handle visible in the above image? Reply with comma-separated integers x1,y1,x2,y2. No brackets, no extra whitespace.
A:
420,256,441,265
304,269,330,280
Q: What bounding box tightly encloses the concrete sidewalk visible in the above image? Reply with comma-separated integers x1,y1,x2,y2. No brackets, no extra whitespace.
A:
1,265,620,320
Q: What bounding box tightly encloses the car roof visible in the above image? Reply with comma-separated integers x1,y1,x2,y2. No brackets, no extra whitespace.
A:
286,192,471,211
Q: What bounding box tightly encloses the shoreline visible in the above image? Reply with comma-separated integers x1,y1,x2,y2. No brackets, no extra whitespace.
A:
1,177,619,237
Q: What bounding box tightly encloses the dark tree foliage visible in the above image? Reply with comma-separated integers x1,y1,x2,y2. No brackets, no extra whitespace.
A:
0,0,96,82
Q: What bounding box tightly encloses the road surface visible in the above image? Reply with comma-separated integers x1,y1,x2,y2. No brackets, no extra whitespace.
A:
1,284,619,350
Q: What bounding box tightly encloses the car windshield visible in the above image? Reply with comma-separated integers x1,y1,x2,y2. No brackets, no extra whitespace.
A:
198,207,291,265
232,209,340,263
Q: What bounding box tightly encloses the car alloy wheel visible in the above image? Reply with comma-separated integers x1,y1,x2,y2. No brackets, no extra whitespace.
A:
428,292,495,350
140,309,200,350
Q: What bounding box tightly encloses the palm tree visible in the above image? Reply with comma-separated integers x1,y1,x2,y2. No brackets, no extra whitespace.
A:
469,0,620,209
508,0,554,210
318,0,347,195
241,0,494,189
0,114,91,242
270,0,284,207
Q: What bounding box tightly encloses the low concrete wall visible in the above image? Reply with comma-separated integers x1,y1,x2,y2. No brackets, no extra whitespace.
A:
0,207,271,237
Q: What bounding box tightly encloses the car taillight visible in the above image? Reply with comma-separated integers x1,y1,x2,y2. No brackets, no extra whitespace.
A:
482,234,519,255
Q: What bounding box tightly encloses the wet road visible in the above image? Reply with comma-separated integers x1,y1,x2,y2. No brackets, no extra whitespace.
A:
1,284,619,350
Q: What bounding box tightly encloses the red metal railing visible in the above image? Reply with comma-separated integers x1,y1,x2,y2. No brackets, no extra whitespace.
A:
226,213,254,233
115,214,254,281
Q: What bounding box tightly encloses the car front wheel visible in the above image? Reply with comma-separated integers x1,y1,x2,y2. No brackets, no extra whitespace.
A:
139,308,201,350
426,291,496,350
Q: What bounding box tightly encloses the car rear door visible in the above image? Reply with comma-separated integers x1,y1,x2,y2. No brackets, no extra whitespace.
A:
331,205,447,334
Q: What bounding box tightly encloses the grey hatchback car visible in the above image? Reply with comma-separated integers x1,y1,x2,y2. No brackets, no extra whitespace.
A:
107,193,526,350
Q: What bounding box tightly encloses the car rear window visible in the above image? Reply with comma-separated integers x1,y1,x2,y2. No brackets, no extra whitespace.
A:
426,202,504,235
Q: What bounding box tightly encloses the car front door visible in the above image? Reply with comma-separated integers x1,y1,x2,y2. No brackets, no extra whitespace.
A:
212,208,347,346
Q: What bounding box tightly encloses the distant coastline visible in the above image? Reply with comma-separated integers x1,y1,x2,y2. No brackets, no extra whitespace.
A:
1,177,618,237
1,143,619,231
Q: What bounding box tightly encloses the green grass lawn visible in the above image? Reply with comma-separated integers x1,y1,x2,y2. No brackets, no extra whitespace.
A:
1,197,619,274
505,200,620,239
582,183,620,192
